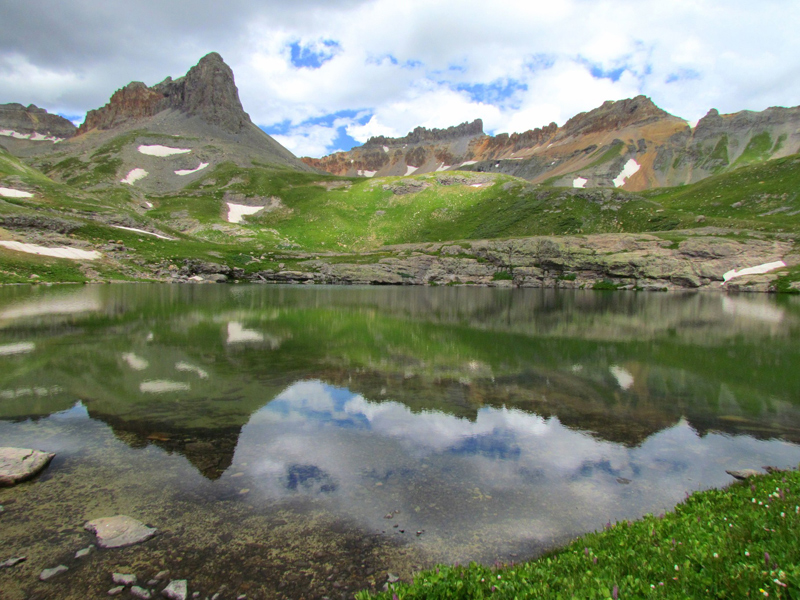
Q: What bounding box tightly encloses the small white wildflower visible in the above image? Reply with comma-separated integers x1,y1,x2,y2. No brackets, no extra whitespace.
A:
759,501,763,505
781,512,785,518
753,498,756,503
713,553,719,558
497,575,501,580
675,565,679,571
745,551,750,556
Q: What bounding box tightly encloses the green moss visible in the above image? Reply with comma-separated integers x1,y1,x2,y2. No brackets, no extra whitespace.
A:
492,271,513,281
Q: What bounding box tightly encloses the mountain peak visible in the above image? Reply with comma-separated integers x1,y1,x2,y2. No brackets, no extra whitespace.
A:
560,95,676,138
78,52,251,135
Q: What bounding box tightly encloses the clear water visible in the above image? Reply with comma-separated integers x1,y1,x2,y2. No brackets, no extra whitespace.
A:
1,284,799,599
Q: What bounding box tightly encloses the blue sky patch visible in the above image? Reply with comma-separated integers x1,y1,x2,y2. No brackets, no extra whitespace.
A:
289,39,340,69
457,79,527,106
666,68,701,84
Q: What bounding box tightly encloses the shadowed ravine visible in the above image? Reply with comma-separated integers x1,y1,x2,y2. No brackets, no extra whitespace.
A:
1,284,800,599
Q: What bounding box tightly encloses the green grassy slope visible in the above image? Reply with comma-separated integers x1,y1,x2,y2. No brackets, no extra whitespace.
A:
1,147,799,283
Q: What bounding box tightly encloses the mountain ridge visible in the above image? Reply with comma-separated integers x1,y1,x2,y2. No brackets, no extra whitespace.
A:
303,95,800,191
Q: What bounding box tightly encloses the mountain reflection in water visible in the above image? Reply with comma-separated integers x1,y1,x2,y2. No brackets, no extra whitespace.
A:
1,284,800,598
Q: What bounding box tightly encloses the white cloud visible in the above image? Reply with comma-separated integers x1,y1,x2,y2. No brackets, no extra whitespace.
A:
1,0,799,156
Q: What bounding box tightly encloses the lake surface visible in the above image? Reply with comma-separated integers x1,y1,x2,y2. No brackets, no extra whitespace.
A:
1,284,800,599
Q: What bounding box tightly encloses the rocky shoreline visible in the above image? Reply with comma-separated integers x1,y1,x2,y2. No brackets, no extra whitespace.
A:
155,233,798,293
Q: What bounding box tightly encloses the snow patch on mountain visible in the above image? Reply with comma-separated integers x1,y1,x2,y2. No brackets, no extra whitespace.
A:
121,168,148,185
613,159,641,187
0,241,101,260
0,129,62,142
0,187,33,198
138,144,191,157
573,177,588,188
405,166,418,176
227,203,264,223
723,261,786,283
175,163,209,176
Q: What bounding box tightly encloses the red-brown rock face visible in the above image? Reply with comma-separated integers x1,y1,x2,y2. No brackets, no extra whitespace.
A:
78,82,164,134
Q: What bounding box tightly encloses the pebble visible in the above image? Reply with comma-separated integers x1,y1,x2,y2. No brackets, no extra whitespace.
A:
211,594,221,600
131,586,153,599
40,565,69,581
148,579,159,586
387,573,399,583
155,570,170,580
108,586,125,596
113,573,137,586
75,545,95,559
192,593,200,599
163,579,188,600
0,556,26,568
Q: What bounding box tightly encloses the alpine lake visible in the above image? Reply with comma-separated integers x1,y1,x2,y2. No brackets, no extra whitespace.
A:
1,283,800,600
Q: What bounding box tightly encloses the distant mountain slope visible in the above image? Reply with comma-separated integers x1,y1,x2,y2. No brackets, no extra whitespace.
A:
304,96,800,191
0,53,315,196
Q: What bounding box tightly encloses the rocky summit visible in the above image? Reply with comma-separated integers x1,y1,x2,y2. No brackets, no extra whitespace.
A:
0,104,76,139
80,52,250,135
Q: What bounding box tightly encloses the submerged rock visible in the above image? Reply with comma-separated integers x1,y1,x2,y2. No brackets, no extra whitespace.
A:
162,579,188,600
0,447,55,486
131,586,153,599
39,565,68,580
74,545,94,559
85,515,157,548
113,572,137,586
0,556,26,568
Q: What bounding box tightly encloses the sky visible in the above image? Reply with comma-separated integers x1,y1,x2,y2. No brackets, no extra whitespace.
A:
1,0,799,158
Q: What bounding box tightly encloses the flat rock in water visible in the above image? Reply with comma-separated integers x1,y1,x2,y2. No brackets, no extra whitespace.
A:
75,545,94,559
0,447,55,486
40,565,68,580
163,579,188,600
726,469,762,480
85,515,156,548
113,572,137,586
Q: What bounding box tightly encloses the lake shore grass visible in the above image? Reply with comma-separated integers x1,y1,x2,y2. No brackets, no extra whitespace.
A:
358,468,800,599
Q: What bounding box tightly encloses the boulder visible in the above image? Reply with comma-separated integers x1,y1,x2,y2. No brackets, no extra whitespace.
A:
84,515,157,548
163,579,188,600
0,447,55,486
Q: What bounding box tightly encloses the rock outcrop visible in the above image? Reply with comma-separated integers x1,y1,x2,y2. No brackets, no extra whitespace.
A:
78,52,251,135
0,103,76,138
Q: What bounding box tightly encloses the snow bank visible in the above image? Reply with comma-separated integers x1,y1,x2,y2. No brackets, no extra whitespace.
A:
613,159,641,188
460,161,478,166
0,129,62,142
405,165,418,176
121,168,148,185
227,203,264,224
140,380,190,393
0,187,33,198
175,163,209,176
610,365,634,390
357,170,376,177
137,144,191,157
573,177,588,189
383,146,389,153
436,163,451,172
721,296,784,323
122,352,149,371
176,362,209,379
723,260,786,283
110,225,175,240
0,241,101,260
227,321,264,344
0,342,35,356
